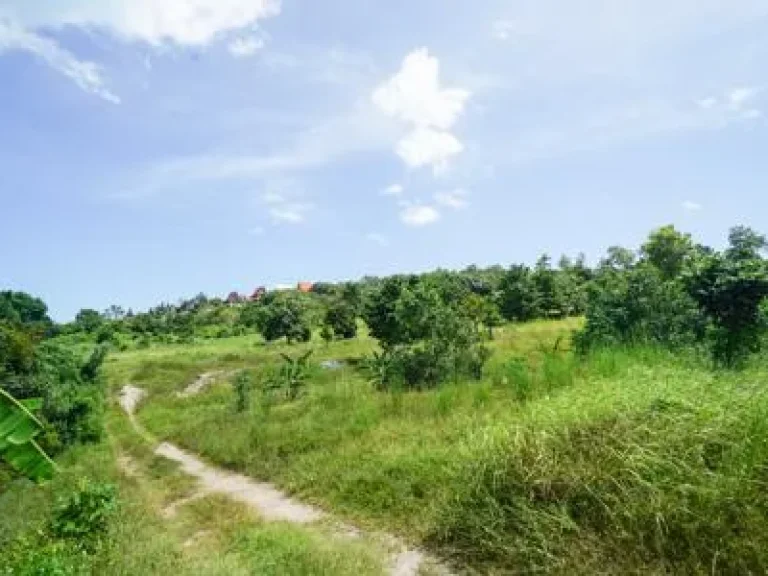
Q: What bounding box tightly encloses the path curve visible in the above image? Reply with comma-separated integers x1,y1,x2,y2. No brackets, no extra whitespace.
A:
119,385,452,576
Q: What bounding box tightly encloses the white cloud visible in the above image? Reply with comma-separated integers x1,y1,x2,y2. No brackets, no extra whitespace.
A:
269,204,308,224
741,108,763,120
248,226,265,236
0,20,119,103
682,200,702,212
435,189,469,210
1,1,281,47
228,35,265,57
728,86,759,110
373,48,470,173
381,183,404,196
697,97,717,109
372,48,470,130
395,126,464,172
260,178,311,224
400,204,440,227
366,232,389,247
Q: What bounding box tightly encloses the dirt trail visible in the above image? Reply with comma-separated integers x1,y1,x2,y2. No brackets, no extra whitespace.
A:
119,385,451,576
178,370,235,398
155,442,322,523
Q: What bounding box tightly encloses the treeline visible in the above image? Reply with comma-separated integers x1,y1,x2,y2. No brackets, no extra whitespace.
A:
61,255,594,349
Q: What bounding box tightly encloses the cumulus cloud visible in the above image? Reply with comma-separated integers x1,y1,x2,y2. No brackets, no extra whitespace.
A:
0,20,119,103
381,183,404,196
373,48,470,173
400,204,440,226
395,127,464,172
228,35,265,57
434,189,469,210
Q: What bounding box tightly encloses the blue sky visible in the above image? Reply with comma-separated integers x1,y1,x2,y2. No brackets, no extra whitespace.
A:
1,1,768,320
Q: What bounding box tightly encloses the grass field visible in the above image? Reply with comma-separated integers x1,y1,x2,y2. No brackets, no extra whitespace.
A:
100,318,768,574
5,318,768,574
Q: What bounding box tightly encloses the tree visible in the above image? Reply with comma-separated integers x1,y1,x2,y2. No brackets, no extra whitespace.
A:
0,291,52,331
75,309,104,334
323,300,357,340
684,226,768,366
498,265,539,322
255,294,312,343
600,246,636,271
641,225,694,280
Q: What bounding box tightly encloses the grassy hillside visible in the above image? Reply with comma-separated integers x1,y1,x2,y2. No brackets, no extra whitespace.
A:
105,318,768,574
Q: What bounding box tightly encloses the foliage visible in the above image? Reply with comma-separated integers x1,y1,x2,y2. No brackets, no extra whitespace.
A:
50,482,118,549
575,262,704,351
74,309,104,334
684,226,768,366
364,279,490,389
323,299,357,340
0,388,55,482
232,370,252,413
498,265,540,321
254,293,313,343
265,351,313,400
640,224,694,280
0,291,52,333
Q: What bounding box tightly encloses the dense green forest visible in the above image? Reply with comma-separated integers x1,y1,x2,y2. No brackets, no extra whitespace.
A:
4,224,768,574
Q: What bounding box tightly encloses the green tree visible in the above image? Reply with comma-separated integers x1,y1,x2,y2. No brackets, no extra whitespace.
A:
323,299,357,340
498,265,539,321
75,309,104,334
641,225,694,280
255,294,312,343
684,226,768,366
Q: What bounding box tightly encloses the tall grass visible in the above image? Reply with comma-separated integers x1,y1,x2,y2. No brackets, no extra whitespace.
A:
109,319,768,573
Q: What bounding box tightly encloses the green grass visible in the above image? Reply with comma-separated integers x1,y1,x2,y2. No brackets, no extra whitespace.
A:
1,386,389,575
107,318,768,573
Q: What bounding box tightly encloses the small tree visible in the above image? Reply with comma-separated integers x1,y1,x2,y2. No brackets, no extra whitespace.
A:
323,299,357,340
684,226,768,366
641,225,694,280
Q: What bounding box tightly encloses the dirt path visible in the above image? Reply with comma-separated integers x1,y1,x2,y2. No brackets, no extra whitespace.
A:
119,385,452,576
177,370,236,398
155,442,322,523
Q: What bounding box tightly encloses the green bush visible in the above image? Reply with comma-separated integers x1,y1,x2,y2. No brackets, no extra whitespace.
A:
50,482,118,549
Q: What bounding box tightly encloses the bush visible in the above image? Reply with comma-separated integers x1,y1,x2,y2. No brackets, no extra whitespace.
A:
364,279,490,389
50,482,118,550
575,264,704,353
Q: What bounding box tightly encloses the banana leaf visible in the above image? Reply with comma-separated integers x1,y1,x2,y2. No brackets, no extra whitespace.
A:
0,388,55,482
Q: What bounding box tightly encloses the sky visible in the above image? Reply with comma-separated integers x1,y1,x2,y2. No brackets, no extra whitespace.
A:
1,1,768,320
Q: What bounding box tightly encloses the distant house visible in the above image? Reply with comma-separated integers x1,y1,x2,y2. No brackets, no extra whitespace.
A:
226,291,244,305
250,286,266,302
297,281,314,293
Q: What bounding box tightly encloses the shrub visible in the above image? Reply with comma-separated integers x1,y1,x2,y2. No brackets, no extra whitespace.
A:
50,482,118,550
233,370,252,413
